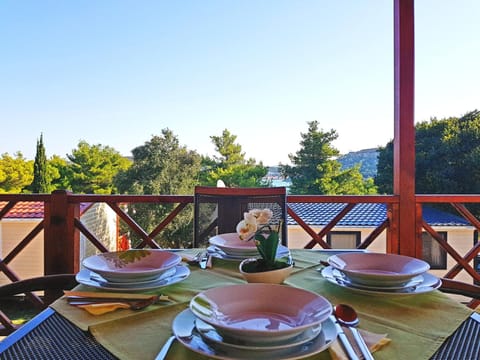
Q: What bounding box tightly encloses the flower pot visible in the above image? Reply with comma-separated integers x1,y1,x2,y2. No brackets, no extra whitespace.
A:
239,258,293,284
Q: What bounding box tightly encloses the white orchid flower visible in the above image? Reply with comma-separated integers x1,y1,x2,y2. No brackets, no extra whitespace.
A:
236,212,258,240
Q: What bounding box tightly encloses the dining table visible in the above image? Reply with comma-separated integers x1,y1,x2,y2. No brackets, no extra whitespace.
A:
0,249,478,360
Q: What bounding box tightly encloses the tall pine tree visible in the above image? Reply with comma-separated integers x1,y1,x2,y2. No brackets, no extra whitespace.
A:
30,134,49,193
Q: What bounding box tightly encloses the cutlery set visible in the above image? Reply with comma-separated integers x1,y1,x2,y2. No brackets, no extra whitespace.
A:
64,291,171,311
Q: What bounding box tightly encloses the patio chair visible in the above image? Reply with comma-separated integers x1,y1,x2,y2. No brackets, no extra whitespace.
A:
439,278,480,309
193,186,288,248
0,274,77,336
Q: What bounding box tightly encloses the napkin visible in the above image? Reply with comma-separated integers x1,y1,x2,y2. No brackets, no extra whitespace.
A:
329,326,390,360
77,302,134,316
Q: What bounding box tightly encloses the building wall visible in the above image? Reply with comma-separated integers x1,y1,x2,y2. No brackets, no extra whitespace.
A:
288,225,477,284
0,219,44,284
0,203,118,285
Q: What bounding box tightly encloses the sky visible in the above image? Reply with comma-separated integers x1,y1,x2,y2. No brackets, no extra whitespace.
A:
1,1,479,165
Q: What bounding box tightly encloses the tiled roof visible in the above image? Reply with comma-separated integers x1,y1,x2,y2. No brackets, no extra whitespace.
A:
287,203,471,227
0,201,471,227
0,201,91,219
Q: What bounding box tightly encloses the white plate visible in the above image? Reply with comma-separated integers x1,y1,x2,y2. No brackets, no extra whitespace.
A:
173,309,337,360
333,270,424,291
82,249,181,283
76,265,190,292
195,318,322,352
190,284,332,343
328,252,430,287
207,245,290,261
321,266,441,296
209,233,260,256
89,267,177,287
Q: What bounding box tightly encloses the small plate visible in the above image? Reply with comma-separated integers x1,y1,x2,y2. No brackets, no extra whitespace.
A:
90,267,177,287
207,245,290,261
333,269,424,291
82,249,181,283
321,266,441,296
190,284,332,343
173,309,337,360
76,265,190,292
195,318,322,352
209,233,259,256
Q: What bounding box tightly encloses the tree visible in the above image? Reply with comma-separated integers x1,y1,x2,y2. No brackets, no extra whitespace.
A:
66,141,131,194
281,121,375,195
28,134,49,193
47,155,71,192
0,152,33,193
375,110,480,194
114,129,202,248
201,129,267,187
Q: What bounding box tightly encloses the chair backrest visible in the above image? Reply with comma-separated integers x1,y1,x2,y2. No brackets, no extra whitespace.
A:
194,186,288,247
0,274,77,336
439,278,480,309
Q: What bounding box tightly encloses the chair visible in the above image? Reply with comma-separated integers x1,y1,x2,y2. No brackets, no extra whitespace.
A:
194,186,288,248
438,278,480,309
0,274,78,336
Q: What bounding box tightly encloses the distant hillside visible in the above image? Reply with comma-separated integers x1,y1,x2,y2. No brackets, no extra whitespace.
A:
338,148,378,179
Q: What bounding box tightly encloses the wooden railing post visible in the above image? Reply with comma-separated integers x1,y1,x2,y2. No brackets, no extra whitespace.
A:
393,0,418,256
44,190,80,275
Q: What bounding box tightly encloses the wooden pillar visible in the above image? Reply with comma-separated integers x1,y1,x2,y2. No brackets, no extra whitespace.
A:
393,0,418,256
44,190,80,275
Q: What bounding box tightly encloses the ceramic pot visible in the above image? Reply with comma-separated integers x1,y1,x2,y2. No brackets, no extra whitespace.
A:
239,258,293,284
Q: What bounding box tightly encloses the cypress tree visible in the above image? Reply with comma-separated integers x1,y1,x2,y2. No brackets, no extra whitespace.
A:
30,134,49,193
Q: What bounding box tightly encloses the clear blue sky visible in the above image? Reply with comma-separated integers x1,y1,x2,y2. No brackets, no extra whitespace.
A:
1,1,478,165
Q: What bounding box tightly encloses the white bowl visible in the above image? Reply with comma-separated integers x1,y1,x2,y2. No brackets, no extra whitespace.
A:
82,249,181,283
189,284,332,343
328,252,430,286
209,233,259,256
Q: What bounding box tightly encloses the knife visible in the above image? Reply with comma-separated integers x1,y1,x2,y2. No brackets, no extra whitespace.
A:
198,252,210,269
331,315,359,360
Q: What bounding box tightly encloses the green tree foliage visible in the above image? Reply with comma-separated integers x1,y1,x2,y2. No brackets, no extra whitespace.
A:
28,134,49,193
66,141,131,194
47,155,71,192
114,129,202,248
201,129,267,187
0,152,33,193
281,121,376,195
375,110,480,194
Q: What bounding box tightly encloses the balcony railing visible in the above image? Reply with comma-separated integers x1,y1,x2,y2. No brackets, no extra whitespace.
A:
1,191,479,290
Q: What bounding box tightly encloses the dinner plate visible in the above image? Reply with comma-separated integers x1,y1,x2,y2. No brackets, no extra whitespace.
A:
173,309,337,360
190,284,332,343
195,318,322,352
209,233,260,256
321,266,441,296
333,270,424,291
207,245,290,261
82,249,181,283
89,266,177,287
76,265,190,292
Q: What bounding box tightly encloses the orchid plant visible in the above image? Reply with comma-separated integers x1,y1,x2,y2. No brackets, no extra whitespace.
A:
236,209,289,272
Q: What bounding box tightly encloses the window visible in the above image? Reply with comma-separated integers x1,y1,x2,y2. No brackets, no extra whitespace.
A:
327,231,361,249
422,231,447,269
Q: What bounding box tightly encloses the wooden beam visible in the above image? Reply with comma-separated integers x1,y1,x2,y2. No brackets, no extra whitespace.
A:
394,0,417,256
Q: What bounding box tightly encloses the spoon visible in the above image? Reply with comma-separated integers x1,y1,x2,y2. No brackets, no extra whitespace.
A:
334,304,374,360
155,310,195,360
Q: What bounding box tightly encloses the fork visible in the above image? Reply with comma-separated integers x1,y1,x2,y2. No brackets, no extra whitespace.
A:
67,296,161,310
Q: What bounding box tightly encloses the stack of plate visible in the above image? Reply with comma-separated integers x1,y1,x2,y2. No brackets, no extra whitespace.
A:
171,284,338,359
322,252,442,296
207,233,290,261
76,249,190,292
